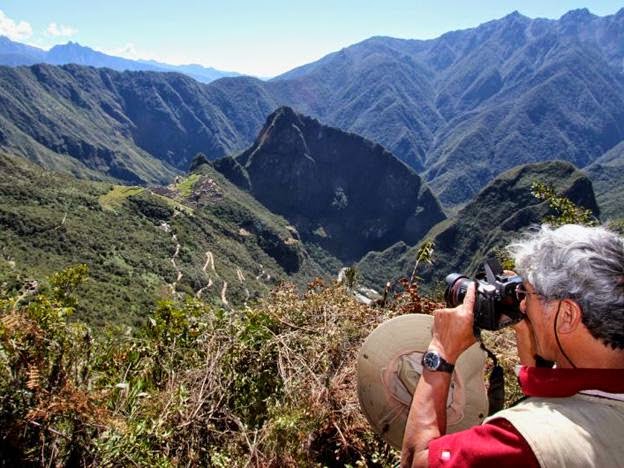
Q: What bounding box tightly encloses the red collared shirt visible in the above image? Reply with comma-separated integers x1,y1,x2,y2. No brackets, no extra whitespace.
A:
427,366,624,467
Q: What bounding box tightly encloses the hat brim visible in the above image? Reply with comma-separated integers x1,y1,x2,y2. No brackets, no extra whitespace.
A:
357,314,488,449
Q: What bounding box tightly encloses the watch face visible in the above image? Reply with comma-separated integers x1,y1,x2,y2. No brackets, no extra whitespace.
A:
423,352,441,370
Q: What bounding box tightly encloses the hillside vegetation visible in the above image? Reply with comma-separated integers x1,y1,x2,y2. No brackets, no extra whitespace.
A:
0,152,331,326
0,264,407,466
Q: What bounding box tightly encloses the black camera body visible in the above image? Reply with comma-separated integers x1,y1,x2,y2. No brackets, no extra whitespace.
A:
444,258,524,332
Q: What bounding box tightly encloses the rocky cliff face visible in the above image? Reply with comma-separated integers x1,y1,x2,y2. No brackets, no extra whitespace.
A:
214,107,446,262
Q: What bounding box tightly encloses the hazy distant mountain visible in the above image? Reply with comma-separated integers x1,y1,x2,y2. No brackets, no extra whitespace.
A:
0,37,240,83
213,107,445,262
0,36,45,65
45,42,165,71
138,59,242,83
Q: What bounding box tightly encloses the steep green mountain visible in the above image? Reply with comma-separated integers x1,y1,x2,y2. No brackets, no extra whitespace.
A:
357,161,600,289
0,37,240,83
422,19,624,206
213,107,445,263
0,151,329,326
585,141,624,219
0,64,277,183
269,39,442,172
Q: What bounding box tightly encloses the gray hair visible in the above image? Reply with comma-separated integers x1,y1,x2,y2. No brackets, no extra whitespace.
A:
508,224,624,350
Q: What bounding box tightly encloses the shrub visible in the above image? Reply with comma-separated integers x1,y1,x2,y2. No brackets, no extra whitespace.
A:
0,269,400,466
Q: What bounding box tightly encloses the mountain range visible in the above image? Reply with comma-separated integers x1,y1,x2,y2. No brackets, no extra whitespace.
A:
0,37,240,83
1,8,624,215
267,8,624,208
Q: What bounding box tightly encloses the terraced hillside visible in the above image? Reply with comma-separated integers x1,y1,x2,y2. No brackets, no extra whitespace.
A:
0,152,330,326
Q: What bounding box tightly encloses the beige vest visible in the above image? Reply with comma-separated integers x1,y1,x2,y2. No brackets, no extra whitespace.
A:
485,392,624,468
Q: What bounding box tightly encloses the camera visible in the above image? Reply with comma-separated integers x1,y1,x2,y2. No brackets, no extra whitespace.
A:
444,258,524,332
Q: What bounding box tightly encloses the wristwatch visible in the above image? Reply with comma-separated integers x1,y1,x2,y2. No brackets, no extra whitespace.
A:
421,350,455,373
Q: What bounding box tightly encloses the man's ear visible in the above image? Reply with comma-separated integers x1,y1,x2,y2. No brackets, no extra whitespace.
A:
557,299,583,334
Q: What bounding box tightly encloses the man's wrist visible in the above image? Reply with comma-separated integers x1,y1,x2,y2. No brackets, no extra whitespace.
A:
428,340,459,365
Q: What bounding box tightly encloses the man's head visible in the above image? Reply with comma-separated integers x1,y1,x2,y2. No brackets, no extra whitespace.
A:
508,224,624,352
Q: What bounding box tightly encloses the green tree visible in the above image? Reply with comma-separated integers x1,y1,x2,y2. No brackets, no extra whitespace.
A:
531,182,598,227
409,239,435,284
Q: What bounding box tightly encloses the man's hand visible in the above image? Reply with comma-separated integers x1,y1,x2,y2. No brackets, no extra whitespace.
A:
401,282,478,467
429,282,477,363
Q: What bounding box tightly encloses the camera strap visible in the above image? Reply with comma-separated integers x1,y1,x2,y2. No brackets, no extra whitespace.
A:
479,341,505,415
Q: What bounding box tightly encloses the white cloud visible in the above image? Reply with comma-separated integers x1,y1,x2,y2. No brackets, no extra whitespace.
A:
95,43,140,60
0,10,33,41
113,43,139,59
46,22,78,37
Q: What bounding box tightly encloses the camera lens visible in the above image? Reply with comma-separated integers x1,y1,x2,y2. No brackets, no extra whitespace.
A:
444,273,470,307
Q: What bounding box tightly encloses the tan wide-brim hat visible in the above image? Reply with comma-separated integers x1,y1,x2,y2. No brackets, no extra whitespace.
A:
357,314,488,449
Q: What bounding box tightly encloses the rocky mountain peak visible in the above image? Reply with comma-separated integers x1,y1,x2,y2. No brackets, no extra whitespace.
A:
503,10,527,22
215,108,446,262
251,106,306,153
560,8,595,23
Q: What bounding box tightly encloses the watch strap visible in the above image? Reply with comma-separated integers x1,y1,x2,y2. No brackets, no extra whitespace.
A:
436,358,455,373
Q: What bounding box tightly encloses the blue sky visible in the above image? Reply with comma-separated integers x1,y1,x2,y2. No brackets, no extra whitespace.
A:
1,1,622,76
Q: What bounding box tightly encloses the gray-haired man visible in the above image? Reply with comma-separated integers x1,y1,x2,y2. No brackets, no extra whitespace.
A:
401,224,624,467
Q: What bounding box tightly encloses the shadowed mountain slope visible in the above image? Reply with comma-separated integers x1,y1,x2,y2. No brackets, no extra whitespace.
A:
0,64,277,184
357,161,600,288
585,141,624,219
213,107,445,262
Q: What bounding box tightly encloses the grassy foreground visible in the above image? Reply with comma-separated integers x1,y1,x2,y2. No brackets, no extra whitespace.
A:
0,262,527,466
